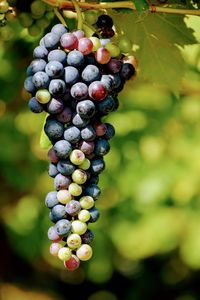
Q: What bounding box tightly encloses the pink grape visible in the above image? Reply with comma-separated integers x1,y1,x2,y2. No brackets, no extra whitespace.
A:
78,38,93,55
88,81,108,101
95,47,111,64
60,33,78,50
48,226,62,242
73,30,85,40
50,242,62,256
64,254,80,271
94,121,107,136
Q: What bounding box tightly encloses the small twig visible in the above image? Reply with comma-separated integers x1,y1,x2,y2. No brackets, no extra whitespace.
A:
54,8,68,26
41,0,200,16
71,0,83,30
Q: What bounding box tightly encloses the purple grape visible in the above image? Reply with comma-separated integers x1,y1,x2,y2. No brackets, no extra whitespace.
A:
70,82,88,100
54,173,72,190
65,200,81,216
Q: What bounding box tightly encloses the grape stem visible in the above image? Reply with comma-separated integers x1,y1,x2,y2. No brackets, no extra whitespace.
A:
54,8,68,26
41,0,200,16
71,0,83,30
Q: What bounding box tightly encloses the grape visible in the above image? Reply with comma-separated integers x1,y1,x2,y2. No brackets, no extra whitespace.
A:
60,33,78,50
70,82,88,100
96,15,113,29
88,81,107,101
64,126,81,144
64,254,80,271
31,0,46,17
95,47,111,64
57,160,76,176
76,100,96,119
53,140,72,159
45,61,64,78
67,50,84,67
48,163,59,178
118,36,132,53
32,71,49,89
0,1,9,14
48,49,67,64
45,191,58,209
51,204,68,222
47,98,64,114
64,66,79,85
28,97,44,113
26,20,136,270
82,65,100,83
84,10,98,25
65,200,81,216
76,244,93,261
78,38,93,55
56,219,72,237
58,247,72,261
81,229,94,244
54,173,71,190
67,233,82,249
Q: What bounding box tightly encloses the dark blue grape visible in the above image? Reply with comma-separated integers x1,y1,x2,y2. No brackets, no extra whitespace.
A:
88,207,100,223
81,229,94,244
29,59,47,74
70,82,88,100
48,49,67,64
90,157,105,174
55,219,71,237
64,66,79,85
109,74,121,89
67,50,84,67
104,123,115,140
44,118,64,141
44,32,60,50
72,113,90,129
57,160,76,176
56,107,72,123
76,100,95,119
51,23,68,38
28,97,44,113
48,163,59,178
101,74,113,92
65,200,81,216
54,173,71,190
97,95,116,115
81,65,100,83
51,204,68,222
32,71,50,89
46,98,64,114
95,138,110,156
87,175,99,185
33,46,48,59
45,61,64,78
81,125,96,141
53,140,72,159
64,126,81,144
49,79,66,97
120,63,136,80
84,184,101,200
24,76,36,94
45,191,58,209
96,14,113,28
107,59,122,74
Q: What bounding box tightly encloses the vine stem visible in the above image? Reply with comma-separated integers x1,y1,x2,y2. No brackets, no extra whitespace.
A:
54,8,68,26
71,0,83,30
41,0,200,16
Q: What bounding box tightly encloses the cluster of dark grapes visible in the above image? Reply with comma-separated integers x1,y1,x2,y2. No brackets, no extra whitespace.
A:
24,15,135,271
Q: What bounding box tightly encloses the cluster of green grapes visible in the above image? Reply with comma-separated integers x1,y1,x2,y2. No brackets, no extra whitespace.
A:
0,0,16,26
18,0,54,37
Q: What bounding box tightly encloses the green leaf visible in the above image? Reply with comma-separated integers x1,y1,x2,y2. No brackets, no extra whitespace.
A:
39,113,51,150
134,0,149,15
109,11,197,93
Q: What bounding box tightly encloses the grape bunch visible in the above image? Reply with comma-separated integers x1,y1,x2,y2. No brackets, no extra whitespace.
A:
24,15,136,271
0,0,15,26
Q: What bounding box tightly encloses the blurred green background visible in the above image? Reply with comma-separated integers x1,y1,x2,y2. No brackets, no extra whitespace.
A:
1,15,200,300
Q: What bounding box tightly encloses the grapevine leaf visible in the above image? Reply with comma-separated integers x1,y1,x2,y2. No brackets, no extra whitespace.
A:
134,0,149,15
39,113,51,150
110,11,197,92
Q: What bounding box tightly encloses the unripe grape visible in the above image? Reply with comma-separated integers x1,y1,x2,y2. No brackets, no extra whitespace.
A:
84,10,99,25
79,158,91,170
71,220,87,235
50,242,62,256
105,42,120,58
58,247,72,261
70,149,85,165
118,36,132,53
76,244,93,261
72,169,87,184
64,254,80,271
67,233,82,249
36,89,51,104
68,183,82,196
89,37,101,51
57,190,72,204
78,209,90,222
0,1,9,14
79,196,94,210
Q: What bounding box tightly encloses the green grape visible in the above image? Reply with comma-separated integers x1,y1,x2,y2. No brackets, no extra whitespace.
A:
31,0,46,17
19,12,33,28
46,11,54,20
105,42,121,58
0,1,9,14
89,37,101,52
84,10,99,25
36,16,50,29
118,36,132,53
28,23,42,36
68,183,83,197
36,89,51,104
78,210,90,222
58,247,72,261
0,13,5,21
71,220,87,235
45,4,53,12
